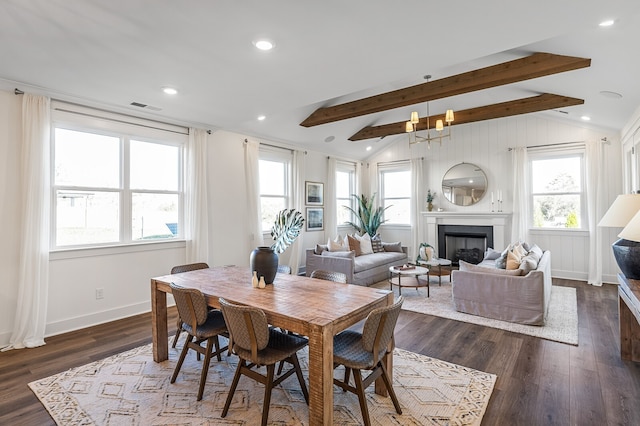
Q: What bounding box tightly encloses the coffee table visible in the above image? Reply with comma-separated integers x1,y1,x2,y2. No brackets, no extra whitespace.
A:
388,265,430,297
419,258,453,286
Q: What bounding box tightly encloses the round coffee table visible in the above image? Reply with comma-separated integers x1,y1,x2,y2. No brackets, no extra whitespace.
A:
388,265,430,297
418,258,453,286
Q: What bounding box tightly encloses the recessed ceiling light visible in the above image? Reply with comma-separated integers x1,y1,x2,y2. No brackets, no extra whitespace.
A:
599,19,615,27
581,115,591,121
162,87,178,95
324,136,335,143
253,39,275,51
257,115,266,121
366,146,372,151
600,90,623,99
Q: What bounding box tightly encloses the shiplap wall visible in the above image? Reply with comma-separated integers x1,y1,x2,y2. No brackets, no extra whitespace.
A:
368,112,622,283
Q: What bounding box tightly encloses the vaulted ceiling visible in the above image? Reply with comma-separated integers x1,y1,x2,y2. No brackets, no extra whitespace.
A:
1,1,639,160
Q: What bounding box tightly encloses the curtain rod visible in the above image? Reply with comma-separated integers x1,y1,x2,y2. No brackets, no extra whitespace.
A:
244,138,306,154
377,157,423,166
15,87,213,135
507,140,609,151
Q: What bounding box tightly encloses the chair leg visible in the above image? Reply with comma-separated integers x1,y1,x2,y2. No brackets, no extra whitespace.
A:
213,335,222,362
352,369,371,426
343,367,351,392
222,359,245,418
379,362,402,414
170,334,193,383
171,319,183,348
289,353,309,404
196,337,215,401
261,364,276,426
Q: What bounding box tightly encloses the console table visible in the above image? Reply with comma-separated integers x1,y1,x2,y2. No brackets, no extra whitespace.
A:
617,273,640,362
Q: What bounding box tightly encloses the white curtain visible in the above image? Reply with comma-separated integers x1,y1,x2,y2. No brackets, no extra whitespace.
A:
244,140,264,247
185,128,210,264
511,147,530,245
586,141,605,286
4,94,51,350
288,150,306,274
325,157,338,237
355,161,363,198
410,158,424,261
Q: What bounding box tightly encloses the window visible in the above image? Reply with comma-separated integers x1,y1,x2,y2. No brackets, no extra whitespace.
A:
259,150,291,232
530,150,585,229
379,164,411,225
336,162,356,225
52,111,184,248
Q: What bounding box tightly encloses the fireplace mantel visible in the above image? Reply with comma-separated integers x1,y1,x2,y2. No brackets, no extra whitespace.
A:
421,212,512,254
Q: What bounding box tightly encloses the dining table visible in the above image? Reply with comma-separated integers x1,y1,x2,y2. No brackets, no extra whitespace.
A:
150,265,395,425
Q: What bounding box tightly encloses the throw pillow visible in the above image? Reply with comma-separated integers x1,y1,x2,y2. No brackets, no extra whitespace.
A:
328,235,348,252
371,234,384,253
506,250,522,270
347,235,362,256
355,233,374,255
314,244,328,255
518,253,538,274
513,243,527,259
529,244,544,260
495,245,510,269
382,242,403,253
459,260,524,276
321,250,356,259
483,247,502,261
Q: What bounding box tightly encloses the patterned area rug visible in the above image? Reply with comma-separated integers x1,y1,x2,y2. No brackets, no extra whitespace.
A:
29,337,496,425
376,278,578,345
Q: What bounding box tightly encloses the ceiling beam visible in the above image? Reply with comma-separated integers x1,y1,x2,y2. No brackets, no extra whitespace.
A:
348,93,584,141
301,52,591,128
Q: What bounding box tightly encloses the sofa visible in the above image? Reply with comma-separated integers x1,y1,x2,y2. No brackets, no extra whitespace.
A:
451,246,552,325
305,242,408,286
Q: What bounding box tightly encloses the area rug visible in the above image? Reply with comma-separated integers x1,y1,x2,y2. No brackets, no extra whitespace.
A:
29,338,496,425
376,279,578,345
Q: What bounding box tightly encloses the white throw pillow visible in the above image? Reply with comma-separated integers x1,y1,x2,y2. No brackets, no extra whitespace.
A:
355,233,374,255
328,235,348,252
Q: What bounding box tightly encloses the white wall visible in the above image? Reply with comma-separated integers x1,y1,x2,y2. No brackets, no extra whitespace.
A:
367,113,622,283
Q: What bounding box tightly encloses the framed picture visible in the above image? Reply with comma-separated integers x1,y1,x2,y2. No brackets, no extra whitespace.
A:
306,207,324,231
305,181,324,205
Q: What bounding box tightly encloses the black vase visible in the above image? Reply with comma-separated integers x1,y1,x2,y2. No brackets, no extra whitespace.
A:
250,246,279,284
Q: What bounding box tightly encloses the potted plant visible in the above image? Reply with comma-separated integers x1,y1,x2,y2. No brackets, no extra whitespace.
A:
344,193,390,237
250,208,304,284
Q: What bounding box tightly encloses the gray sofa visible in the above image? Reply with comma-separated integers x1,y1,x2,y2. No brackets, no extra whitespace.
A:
451,250,552,325
305,245,408,286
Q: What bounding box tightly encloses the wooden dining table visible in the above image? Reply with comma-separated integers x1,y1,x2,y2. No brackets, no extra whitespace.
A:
150,265,395,425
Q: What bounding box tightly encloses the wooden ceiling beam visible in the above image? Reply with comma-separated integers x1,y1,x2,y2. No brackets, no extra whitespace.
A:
301,52,590,128
348,93,584,141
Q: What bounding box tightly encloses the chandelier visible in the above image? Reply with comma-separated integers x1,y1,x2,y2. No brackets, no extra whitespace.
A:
405,75,454,147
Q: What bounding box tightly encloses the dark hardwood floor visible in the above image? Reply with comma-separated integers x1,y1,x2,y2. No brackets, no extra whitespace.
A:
1,279,639,425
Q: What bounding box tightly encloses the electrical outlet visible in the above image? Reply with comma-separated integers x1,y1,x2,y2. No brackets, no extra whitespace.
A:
96,288,104,299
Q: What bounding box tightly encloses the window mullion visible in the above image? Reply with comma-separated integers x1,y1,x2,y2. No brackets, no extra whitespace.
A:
122,137,131,243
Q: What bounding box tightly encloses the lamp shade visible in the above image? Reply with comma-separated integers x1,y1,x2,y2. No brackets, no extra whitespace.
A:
619,210,640,242
445,109,454,123
598,194,640,227
410,111,420,124
405,121,413,133
435,119,443,131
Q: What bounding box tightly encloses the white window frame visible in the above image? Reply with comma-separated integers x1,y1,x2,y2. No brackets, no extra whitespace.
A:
528,147,586,231
51,104,186,250
258,147,292,234
336,161,356,226
378,162,412,226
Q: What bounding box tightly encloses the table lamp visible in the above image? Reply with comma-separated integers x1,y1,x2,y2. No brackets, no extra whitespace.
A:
598,194,640,280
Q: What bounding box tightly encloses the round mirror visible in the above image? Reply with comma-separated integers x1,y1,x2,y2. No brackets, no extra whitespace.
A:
442,163,487,206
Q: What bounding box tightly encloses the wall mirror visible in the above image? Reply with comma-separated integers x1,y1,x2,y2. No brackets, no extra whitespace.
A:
442,163,487,206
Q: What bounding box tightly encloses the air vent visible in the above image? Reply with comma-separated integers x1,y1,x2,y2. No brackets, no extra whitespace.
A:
130,102,162,112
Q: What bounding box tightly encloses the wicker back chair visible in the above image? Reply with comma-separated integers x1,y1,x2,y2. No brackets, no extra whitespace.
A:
332,296,405,426
170,262,210,348
218,298,309,426
169,283,228,401
310,269,348,283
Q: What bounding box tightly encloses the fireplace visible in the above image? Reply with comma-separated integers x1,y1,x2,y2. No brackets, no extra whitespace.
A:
438,225,493,265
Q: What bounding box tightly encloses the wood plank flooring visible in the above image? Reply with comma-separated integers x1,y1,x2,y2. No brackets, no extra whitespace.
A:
1,279,639,425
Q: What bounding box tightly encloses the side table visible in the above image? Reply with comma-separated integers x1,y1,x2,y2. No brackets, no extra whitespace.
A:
388,265,430,297
419,258,452,286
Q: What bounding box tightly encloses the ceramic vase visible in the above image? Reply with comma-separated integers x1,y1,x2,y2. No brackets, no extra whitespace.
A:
250,246,278,284
428,202,433,212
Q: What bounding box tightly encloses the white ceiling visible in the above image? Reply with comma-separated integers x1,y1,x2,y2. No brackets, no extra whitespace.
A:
1,1,639,160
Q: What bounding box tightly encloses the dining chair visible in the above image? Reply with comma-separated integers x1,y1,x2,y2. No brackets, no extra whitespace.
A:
169,282,228,401
332,296,404,426
277,264,292,274
309,269,348,283
170,262,210,348
218,297,309,426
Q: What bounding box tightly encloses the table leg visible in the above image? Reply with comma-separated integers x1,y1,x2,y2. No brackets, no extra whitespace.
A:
398,274,402,296
375,292,395,397
308,323,333,425
151,279,169,362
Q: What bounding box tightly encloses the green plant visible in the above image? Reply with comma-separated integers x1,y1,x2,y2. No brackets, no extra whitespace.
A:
343,193,390,237
426,189,436,203
270,208,304,254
